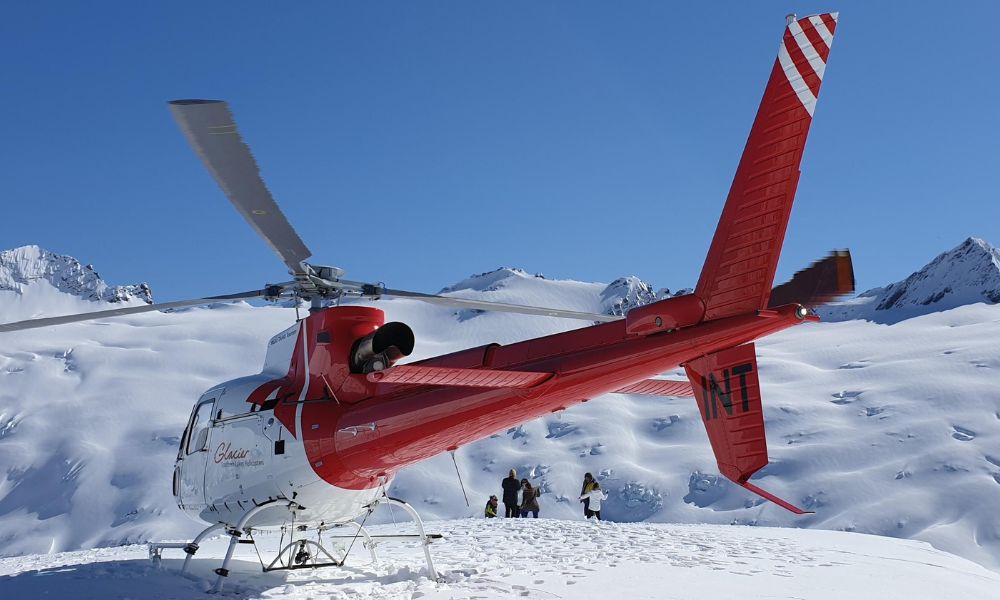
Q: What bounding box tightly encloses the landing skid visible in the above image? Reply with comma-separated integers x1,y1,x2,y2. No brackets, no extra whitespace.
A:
148,495,442,593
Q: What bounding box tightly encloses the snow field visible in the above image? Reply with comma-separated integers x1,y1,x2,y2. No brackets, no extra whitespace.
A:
2,519,999,599
1,254,1000,585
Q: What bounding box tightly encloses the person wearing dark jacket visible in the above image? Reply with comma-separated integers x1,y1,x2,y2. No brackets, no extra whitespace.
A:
519,480,541,518
501,469,521,518
580,472,596,518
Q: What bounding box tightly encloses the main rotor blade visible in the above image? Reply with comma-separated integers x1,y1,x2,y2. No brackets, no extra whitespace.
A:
169,100,312,275
379,287,621,322
0,289,268,333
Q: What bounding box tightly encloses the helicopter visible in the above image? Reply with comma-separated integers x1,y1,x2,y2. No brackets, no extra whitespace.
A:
0,11,847,591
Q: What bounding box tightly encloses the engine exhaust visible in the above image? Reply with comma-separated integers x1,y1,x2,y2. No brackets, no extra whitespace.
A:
350,322,415,373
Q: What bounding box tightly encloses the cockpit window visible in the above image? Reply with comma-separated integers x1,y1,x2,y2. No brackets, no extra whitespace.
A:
186,399,215,455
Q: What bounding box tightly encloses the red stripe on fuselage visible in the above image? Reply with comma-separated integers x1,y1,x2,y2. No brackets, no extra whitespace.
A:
270,324,306,438
246,379,284,409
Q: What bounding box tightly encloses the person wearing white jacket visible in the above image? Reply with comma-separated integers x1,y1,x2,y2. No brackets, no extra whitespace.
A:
579,482,608,521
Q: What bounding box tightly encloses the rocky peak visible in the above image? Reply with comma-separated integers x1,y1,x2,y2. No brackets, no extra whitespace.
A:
601,276,657,316
0,245,153,304
819,237,1000,323
600,277,690,317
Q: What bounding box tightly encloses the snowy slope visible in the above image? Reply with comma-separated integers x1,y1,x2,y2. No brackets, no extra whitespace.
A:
0,241,999,583
3,519,999,600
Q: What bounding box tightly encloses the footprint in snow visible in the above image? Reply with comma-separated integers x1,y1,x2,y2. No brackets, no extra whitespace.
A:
652,415,680,431
831,390,863,404
545,422,577,439
839,361,870,369
952,426,976,441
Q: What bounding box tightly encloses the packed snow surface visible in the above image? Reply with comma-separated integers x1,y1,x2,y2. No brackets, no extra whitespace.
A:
2,519,998,599
1,239,1000,596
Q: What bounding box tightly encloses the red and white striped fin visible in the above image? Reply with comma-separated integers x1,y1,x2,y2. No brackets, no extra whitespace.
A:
694,13,840,321
779,12,839,116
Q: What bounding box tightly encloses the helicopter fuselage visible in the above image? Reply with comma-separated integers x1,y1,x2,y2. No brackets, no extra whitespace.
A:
173,297,811,529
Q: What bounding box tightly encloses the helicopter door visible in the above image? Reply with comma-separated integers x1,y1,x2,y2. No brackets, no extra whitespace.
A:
178,397,216,508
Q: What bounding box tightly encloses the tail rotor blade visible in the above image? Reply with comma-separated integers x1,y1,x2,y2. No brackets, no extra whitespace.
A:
0,289,270,333
169,100,312,275
768,250,855,309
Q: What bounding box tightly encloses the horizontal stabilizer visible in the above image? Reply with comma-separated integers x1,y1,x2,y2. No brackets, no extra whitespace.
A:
367,365,552,388
611,379,693,397
685,342,809,514
768,250,854,308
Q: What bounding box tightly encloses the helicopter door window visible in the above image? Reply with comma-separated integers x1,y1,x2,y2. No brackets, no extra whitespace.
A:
185,399,216,455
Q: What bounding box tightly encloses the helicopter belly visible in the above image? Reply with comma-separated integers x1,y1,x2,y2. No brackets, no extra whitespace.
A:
191,474,386,529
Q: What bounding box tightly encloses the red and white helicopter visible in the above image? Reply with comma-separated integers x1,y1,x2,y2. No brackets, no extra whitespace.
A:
1,12,848,590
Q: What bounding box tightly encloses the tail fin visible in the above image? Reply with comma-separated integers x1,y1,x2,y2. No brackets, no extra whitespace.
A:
685,342,811,514
695,13,839,321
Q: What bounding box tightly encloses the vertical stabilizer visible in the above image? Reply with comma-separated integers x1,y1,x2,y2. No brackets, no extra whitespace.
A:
695,13,839,321
685,343,811,514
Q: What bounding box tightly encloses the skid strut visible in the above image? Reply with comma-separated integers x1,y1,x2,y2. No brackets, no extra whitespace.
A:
380,496,439,580
147,494,441,589
211,500,295,593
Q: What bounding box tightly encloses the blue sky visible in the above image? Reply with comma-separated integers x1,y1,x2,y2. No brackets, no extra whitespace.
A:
3,2,998,303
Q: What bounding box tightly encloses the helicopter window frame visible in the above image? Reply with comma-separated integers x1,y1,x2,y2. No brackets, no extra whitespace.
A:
213,411,260,425
185,398,216,455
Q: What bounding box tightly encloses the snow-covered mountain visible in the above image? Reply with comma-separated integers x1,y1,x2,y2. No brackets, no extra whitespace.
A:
0,246,152,326
437,266,683,318
819,237,1000,323
0,246,152,305
1,241,999,582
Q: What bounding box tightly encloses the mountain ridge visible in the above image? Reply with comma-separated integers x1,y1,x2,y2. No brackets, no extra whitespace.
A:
0,245,153,305
819,237,1000,324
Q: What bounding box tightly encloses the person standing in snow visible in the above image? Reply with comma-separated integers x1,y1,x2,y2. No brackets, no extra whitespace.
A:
520,480,541,518
501,469,521,518
580,472,596,518
485,495,499,518
579,481,608,521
